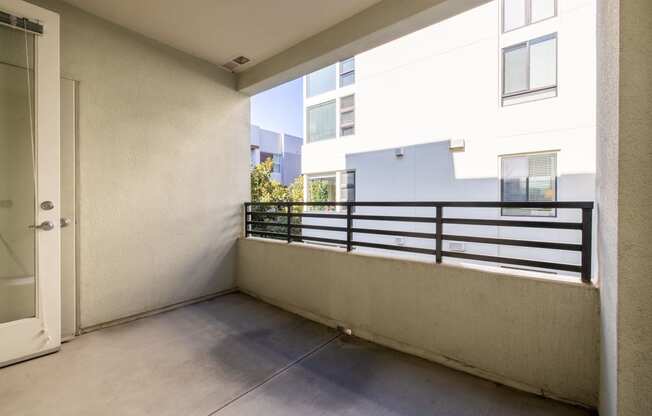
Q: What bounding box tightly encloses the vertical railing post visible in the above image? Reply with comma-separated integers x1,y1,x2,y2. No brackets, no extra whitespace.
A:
435,205,443,264
581,207,593,283
287,203,292,243
346,203,353,252
244,203,250,238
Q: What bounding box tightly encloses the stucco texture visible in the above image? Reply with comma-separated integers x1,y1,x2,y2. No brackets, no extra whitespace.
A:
617,0,652,414
237,238,600,407
29,0,250,328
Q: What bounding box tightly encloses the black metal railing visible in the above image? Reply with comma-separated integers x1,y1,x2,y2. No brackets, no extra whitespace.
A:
244,201,594,283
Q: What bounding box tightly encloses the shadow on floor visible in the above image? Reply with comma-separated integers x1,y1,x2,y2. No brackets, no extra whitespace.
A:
0,293,593,416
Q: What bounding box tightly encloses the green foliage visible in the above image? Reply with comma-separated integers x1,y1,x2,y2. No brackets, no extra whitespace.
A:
251,157,305,204
250,158,288,203
309,180,330,202
250,157,304,238
288,175,304,204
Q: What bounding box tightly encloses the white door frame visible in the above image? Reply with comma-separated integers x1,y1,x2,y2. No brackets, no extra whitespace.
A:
0,0,60,367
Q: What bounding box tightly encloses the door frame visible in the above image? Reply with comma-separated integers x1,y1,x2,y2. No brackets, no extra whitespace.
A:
60,76,77,341
0,0,60,367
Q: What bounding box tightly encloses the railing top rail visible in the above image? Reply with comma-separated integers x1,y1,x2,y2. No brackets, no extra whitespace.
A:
245,201,594,209
244,200,594,282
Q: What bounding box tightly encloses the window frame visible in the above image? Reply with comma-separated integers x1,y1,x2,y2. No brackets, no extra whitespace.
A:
500,152,558,218
306,99,337,143
306,173,338,212
306,64,337,98
501,33,558,103
502,0,557,33
339,57,355,87
339,94,355,137
339,170,356,212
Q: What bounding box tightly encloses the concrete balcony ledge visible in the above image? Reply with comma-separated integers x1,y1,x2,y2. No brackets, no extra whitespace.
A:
236,237,600,408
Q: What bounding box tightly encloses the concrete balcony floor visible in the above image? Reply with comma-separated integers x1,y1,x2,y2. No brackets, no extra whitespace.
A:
0,293,591,416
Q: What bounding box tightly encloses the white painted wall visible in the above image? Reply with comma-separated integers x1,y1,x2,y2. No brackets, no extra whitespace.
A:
28,0,250,329
301,0,596,277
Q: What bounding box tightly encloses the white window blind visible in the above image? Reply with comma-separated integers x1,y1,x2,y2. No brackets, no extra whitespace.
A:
501,153,557,216
503,34,557,102
307,101,336,143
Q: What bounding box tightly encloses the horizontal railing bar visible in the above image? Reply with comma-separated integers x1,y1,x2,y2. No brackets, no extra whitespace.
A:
246,201,594,209
247,221,286,227
290,224,347,232
352,214,436,223
352,241,437,256
291,236,347,246
442,251,582,273
443,234,582,251
443,218,583,230
249,211,288,216
352,228,436,239
248,231,287,239
290,212,347,219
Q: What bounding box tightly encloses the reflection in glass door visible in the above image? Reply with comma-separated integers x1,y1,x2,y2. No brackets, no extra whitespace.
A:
0,24,36,324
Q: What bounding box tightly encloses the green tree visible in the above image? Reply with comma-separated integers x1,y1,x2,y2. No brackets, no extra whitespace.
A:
287,175,304,204
250,158,305,238
250,158,289,202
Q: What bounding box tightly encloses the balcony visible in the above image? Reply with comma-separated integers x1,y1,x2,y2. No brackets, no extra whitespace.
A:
245,200,595,281
1,292,593,415
0,0,649,415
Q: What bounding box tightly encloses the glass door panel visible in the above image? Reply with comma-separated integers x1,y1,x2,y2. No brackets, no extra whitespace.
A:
0,24,36,324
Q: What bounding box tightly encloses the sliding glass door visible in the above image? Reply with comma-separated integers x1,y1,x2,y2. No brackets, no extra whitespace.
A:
0,0,61,367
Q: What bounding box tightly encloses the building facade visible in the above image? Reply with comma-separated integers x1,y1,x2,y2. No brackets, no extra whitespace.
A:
301,0,596,275
250,125,302,186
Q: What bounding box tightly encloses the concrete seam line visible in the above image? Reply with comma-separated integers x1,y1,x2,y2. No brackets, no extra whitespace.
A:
207,333,341,415
78,289,238,334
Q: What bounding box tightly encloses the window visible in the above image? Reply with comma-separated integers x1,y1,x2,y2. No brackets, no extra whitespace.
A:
339,57,355,87
501,153,557,217
307,175,337,211
307,100,336,143
306,64,336,97
271,154,281,173
502,33,557,104
260,152,281,173
503,0,556,32
340,95,355,136
339,171,355,203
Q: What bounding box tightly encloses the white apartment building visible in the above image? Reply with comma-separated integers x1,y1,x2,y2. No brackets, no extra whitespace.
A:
301,0,596,275
250,125,302,186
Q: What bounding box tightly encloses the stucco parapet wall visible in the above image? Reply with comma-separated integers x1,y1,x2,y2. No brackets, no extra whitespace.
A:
236,237,600,407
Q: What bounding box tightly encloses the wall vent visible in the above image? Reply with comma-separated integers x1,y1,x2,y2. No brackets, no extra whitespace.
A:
233,56,250,65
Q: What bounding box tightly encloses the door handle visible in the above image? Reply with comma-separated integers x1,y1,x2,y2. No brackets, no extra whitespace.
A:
29,221,55,231
60,218,72,228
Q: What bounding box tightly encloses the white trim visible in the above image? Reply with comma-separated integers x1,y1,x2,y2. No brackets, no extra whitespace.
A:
0,0,60,367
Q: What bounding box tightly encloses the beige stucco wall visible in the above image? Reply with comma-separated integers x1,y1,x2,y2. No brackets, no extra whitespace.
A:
597,0,652,415
237,238,600,407
28,0,250,329
616,1,652,415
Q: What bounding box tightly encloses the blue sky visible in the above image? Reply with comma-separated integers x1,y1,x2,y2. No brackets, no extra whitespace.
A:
250,77,304,138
